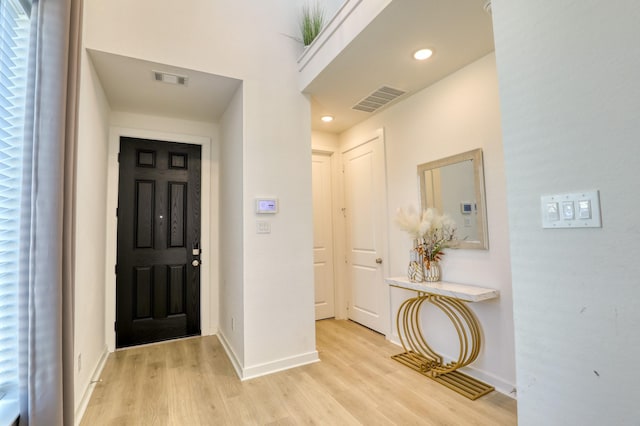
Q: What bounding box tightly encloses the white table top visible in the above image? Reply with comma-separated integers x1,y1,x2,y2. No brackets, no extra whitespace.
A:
386,276,499,302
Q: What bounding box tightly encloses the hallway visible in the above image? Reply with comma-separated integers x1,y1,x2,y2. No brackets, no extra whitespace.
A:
80,319,516,425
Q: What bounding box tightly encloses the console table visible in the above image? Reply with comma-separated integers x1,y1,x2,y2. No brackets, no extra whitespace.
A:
386,277,499,400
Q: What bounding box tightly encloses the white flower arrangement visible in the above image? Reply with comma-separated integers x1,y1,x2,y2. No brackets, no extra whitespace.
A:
395,206,457,263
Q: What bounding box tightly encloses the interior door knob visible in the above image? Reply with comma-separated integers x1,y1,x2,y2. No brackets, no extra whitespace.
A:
192,260,200,267
375,258,383,264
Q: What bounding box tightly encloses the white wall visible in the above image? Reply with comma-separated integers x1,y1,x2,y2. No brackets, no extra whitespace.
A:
110,113,218,140
339,53,516,393
83,0,317,378
84,1,307,85
493,1,640,424
320,0,345,21
240,81,317,375
219,85,245,366
74,49,111,415
312,130,340,152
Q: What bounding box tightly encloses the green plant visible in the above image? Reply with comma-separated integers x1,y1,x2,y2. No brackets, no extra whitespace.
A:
300,1,325,46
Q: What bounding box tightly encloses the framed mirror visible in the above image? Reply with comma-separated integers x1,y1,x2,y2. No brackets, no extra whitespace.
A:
418,148,488,250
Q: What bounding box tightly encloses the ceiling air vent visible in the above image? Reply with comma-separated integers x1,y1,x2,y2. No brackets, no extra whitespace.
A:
352,86,406,113
152,71,188,86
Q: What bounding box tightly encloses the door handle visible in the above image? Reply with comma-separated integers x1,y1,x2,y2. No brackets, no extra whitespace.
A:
192,260,200,267
375,258,383,264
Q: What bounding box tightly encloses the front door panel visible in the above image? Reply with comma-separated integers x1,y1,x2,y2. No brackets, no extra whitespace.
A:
116,137,201,347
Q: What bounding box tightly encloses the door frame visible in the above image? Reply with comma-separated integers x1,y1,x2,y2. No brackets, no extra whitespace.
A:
311,149,340,320
105,126,214,352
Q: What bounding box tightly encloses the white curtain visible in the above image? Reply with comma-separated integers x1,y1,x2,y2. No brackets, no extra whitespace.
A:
18,0,82,424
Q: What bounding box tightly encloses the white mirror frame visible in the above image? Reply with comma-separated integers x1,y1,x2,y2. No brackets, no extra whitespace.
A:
418,148,488,250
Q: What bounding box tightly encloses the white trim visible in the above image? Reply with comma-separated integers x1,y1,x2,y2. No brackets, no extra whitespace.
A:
217,331,319,381
216,331,244,379
105,126,213,351
240,351,320,381
340,127,384,153
74,345,109,426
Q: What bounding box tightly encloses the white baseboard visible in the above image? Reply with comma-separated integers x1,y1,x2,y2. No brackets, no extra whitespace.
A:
216,331,244,379
201,324,218,337
385,334,516,399
240,350,319,381
216,331,320,381
74,345,109,426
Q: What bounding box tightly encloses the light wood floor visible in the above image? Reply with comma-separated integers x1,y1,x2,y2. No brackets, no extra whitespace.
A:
80,319,517,425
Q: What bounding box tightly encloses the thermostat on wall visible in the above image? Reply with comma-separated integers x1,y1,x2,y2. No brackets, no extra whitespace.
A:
460,201,474,215
256,198,278,214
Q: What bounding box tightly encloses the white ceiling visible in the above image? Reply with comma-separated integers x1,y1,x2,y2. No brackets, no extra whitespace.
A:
307,0,495,133
87,49,241,123
87,0,494,133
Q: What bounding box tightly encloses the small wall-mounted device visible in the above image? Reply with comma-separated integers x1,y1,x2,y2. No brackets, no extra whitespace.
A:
460,201,474,215
256,198,278,214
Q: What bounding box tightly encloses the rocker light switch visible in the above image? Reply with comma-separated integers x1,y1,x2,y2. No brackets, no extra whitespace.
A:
541,190,601,228
546,202,560,221
562,201,575,220
578,200,592,219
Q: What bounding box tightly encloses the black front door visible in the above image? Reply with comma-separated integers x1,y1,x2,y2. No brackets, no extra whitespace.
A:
116,137,201,347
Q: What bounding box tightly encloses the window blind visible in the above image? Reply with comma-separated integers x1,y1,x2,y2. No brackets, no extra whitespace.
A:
0,0,30,399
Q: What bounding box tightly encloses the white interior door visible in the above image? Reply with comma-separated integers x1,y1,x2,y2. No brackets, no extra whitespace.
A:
312,153,335,320
342,132,387,334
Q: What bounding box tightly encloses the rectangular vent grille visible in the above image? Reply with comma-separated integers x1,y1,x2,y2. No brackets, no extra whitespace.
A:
352,86,406,113
152,71,188,86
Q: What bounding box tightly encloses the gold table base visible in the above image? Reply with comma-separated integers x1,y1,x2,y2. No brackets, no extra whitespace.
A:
391,351,494,400
392,292,494,400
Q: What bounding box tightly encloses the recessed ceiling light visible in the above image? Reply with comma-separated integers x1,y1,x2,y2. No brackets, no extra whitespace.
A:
321,115,334,123
413,48,434,61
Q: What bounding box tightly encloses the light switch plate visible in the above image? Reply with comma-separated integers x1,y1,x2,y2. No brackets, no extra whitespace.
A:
256,221,271,234
541,190,601,228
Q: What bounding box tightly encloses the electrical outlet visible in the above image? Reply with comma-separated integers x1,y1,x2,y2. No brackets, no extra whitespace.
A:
78,353,82,372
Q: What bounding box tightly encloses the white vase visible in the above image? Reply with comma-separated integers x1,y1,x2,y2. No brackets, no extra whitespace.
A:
408,248,424,282
423,260,441,282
